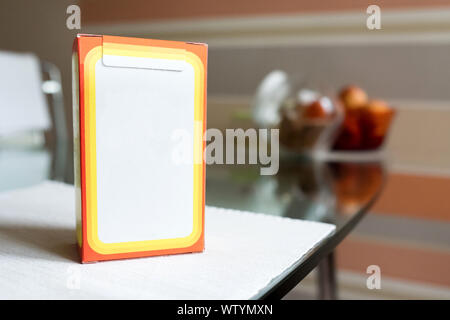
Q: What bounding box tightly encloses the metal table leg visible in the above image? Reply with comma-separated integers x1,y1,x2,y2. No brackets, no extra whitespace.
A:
318,251,337,300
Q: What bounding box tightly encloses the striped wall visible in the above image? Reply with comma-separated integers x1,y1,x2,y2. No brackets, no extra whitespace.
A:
80,0,450,23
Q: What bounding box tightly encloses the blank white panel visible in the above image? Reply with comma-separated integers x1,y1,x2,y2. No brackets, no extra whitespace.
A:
95,56,195,243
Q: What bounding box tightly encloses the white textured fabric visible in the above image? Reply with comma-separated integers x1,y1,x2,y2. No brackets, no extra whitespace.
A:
0,181,335,299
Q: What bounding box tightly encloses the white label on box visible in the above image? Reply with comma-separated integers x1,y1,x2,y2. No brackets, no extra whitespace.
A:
95,55,195,243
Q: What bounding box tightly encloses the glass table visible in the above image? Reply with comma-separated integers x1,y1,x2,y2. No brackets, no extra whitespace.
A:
0,142,385,299
206,156,386,299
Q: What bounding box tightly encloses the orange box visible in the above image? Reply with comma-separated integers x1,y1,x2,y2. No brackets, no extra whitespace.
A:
72,34,207,263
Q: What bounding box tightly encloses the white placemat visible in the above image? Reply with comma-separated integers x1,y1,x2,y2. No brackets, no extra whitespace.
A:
0,181,335,299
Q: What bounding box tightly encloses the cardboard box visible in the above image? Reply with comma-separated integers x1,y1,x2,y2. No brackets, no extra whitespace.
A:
72,34,207,263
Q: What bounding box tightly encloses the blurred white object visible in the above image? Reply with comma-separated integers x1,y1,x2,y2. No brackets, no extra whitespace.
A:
318,96,334,114
0,149,50,192
297,89,319,106
0,51,51,137
0,51,67,186
252,70,291,128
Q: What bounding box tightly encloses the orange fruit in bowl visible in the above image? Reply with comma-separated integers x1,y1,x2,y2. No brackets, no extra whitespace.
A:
360,99,395,149
333,108,363,150
339,85,368,110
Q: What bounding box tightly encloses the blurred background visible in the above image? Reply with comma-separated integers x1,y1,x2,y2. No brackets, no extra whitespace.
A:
1,0,450,299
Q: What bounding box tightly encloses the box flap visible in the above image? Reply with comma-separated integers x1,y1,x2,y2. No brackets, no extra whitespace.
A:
101,36,187,72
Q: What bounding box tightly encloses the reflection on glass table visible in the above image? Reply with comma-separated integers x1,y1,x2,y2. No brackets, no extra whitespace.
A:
206,158,385,299
207,159,384,228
